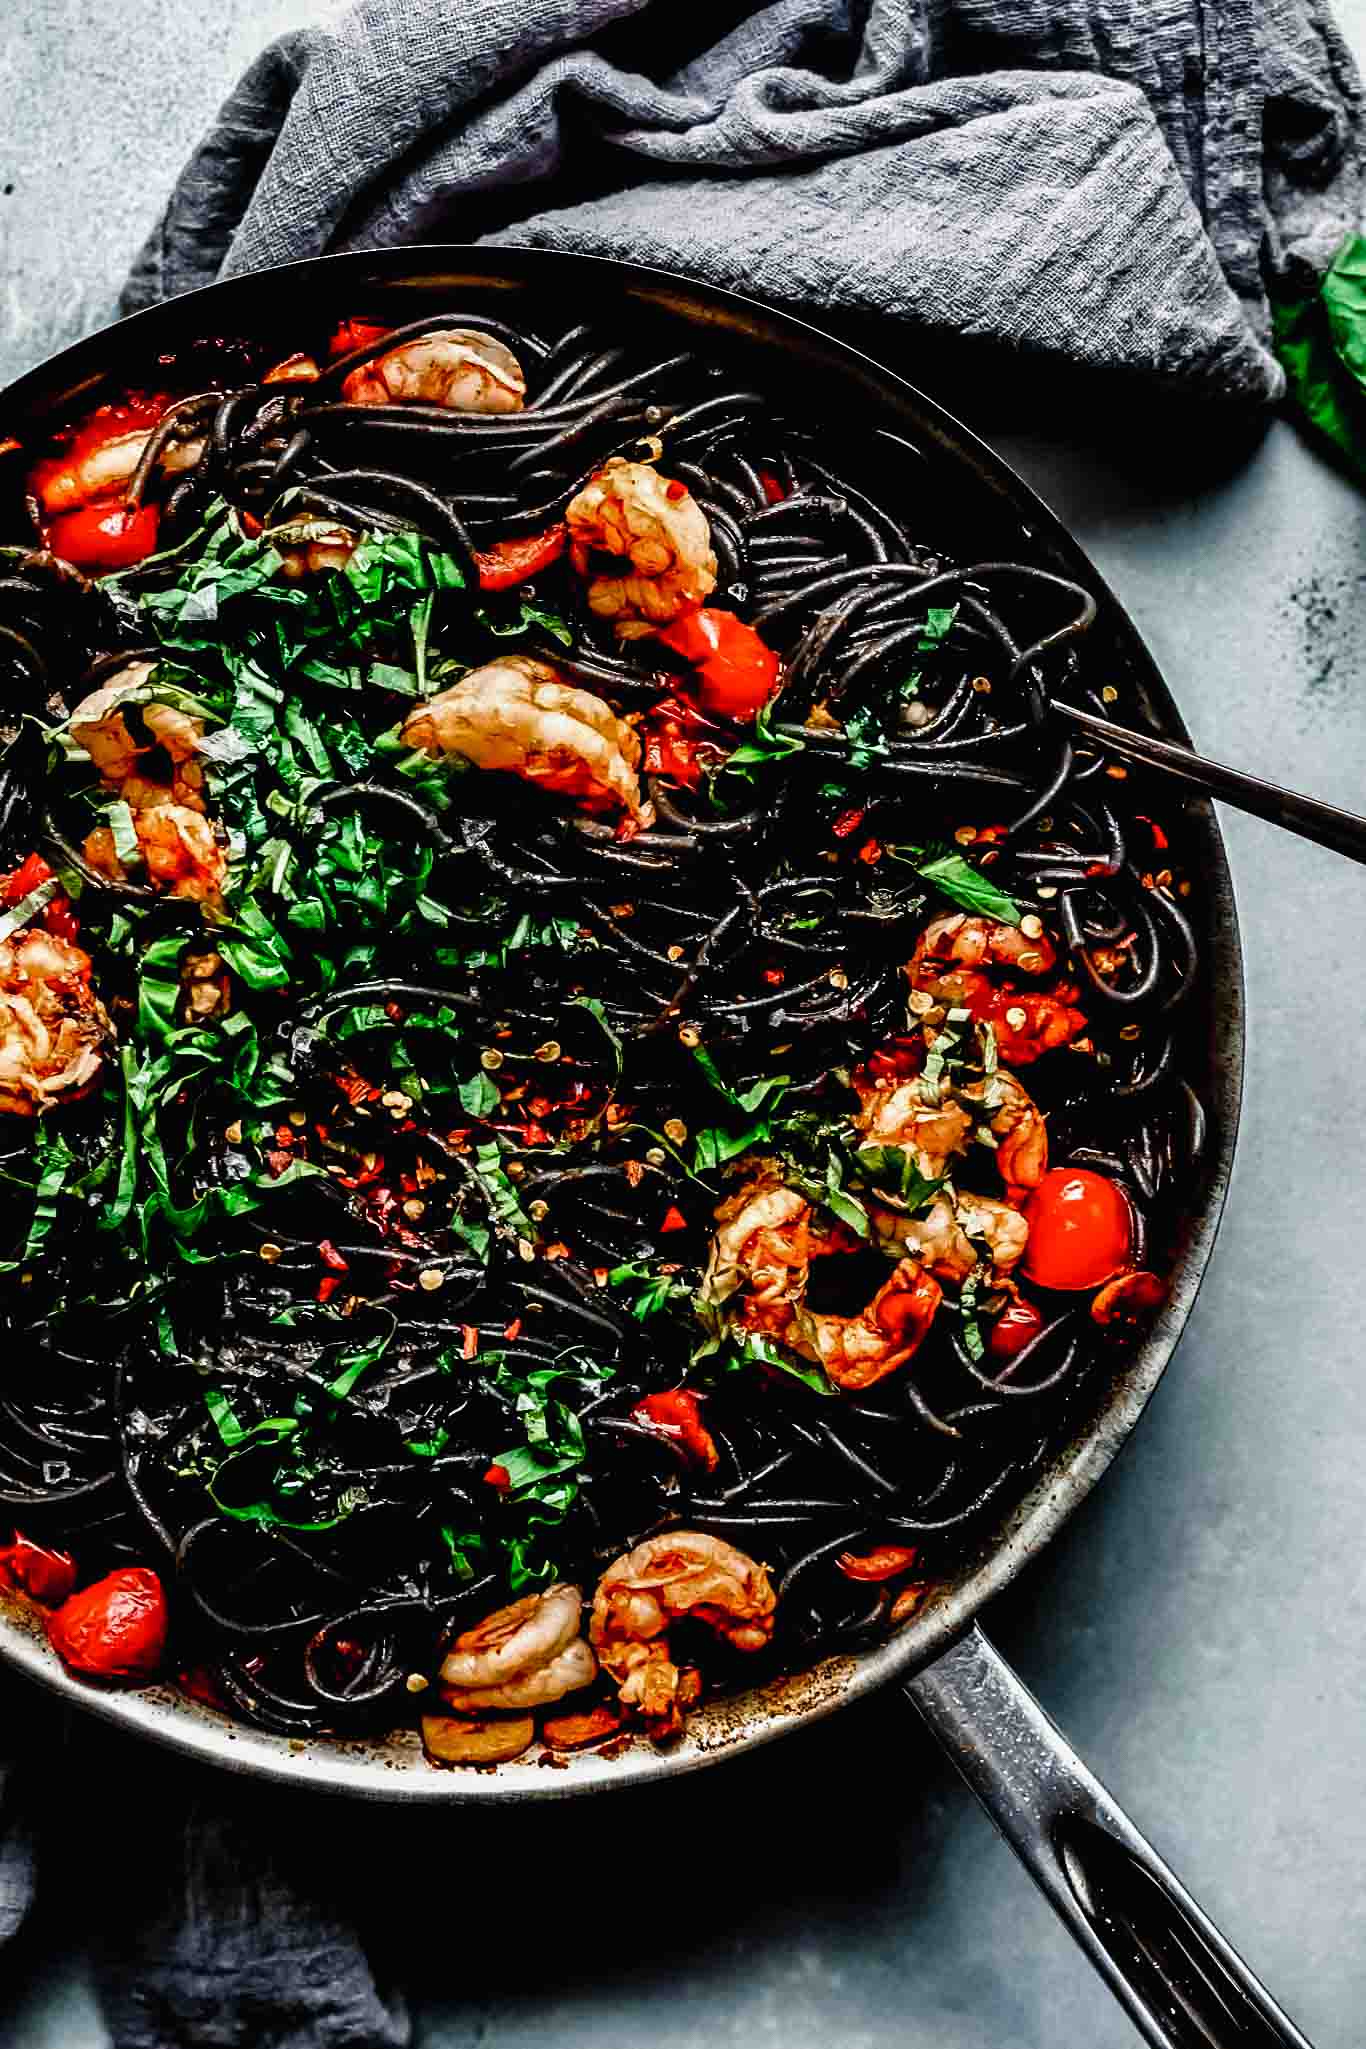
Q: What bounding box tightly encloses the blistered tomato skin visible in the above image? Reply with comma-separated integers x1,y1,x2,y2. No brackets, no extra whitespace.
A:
988,1298,1046,1360
46,1567,169,1682
0,1532,77,1606
1022,1169,1134,1293
45,501,160,573
473,524,567,591
655,608,780,722
632,1389,720,1472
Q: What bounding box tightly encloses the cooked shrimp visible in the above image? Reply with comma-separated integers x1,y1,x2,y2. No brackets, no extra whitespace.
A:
872,1192,1028,1281
439,1583,582,1690
263,352,320,385
440,1635,596,1714
85,803,227,904
71,665,208,813
703,1168,940,1389
590,1533,775,1740
852,1071,973,1179
907,912,1085,1064
0,932,111,1116
402,655,649,819
798,1259,943,1392
341,330,525,413
30,406,204,517
566,459,717,638
909,911,1056,1001
970,1071,1047,1190
701,1171,810,1313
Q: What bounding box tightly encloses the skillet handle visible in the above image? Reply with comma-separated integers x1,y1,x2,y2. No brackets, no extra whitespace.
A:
904,1625,1313,2049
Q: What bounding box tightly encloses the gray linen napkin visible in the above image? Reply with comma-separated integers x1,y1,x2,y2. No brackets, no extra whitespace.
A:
4,2,1362,2045
121,0,1363,402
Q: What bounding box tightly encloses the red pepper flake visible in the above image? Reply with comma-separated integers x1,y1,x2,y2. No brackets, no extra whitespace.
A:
1085,861,1115,879
317,1239,349,1272
503,1318,523,1341
317,1274,343,1305
857,839,883,864
659,1205,688,1233
483,1464,511,1491
832,807,865,839
273,1125,296,1147
1135,814,1170,851
762,967,785,986
665,478,688,501
461,1324,478,1360
758,470,786,504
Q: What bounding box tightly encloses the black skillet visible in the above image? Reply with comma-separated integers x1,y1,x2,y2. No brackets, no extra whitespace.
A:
0,248,1306,2049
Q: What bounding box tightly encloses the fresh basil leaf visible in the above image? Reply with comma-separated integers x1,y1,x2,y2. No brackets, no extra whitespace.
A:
886,843,1021,925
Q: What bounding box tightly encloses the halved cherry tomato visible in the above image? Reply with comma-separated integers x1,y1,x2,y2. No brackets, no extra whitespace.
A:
47,1566,168,1681
1090,1268,1165,1332
0,1531,76,1606
1022,1169,1133,1292
46,499,159,573
639,695,729,789
988,1298,1046,1360
632,1389,719,1473
655,607,780,723
0,852,79,941
836,1544,918,1582
0,853,52,905
473,523,567,591
328,317,390,358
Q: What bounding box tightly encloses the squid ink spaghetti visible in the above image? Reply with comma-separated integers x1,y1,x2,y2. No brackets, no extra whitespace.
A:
0,308,1204,1762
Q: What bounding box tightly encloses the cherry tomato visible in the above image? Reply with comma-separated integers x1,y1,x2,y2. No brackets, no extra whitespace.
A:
836,1544,918,1582
988,1298,1046,1360
1090,1268,1166,1332
639,695,728,788
0,1532,76,1606
328,317,390,358
0,853,79,941
632,1389,719,1473
46,499,159,573
0,853,51,905
473,523,567,591
655,607,780,722
1022,1169,1133,1292
47,1567,168,1682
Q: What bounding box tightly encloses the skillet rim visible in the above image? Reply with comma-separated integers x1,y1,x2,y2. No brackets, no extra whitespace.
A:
0,244,1244,1800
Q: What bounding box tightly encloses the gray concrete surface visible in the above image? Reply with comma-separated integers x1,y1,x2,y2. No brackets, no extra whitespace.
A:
4,9,1366,2048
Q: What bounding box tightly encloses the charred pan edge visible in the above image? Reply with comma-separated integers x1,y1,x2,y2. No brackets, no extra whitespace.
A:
0,246,1243,1800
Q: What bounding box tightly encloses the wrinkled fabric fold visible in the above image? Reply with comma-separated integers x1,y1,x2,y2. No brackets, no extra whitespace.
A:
122,0,1364,403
